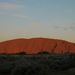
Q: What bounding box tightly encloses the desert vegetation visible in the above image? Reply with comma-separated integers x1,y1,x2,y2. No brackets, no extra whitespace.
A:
0,51,75,75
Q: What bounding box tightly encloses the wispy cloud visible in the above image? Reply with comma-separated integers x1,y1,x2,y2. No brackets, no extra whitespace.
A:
13,14,29,19
53,24,75,31
0,12,32,20
0,2,16,9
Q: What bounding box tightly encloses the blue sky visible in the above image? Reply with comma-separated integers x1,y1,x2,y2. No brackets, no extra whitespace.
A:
0,0,75,42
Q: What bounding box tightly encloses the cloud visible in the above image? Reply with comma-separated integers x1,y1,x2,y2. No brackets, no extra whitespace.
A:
0,2,16,9
13,14,29,19
53,24,75,31
0,12,31,20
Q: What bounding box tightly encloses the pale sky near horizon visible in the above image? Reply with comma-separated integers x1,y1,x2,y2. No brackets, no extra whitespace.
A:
0,0,75,42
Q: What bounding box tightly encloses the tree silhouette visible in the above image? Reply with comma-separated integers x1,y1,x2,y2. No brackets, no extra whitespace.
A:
37,51,50,55
16,52,26,55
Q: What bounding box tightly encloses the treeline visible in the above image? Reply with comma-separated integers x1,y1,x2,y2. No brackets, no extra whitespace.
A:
0,51,75,55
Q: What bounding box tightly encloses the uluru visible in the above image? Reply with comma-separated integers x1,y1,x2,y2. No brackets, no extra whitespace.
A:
0,38,75,54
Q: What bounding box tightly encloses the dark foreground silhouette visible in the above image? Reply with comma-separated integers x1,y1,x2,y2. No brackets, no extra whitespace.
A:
0,53,75,75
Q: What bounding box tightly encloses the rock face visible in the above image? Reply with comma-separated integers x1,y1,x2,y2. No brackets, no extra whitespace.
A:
0,38,75,54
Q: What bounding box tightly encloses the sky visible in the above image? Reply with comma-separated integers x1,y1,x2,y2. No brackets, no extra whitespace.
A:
0,0,75,42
